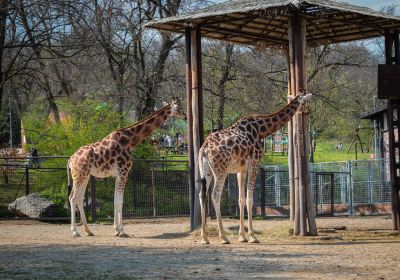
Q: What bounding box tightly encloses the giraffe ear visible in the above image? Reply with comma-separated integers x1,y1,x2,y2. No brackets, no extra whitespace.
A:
287,95,295,101
162,101,168,106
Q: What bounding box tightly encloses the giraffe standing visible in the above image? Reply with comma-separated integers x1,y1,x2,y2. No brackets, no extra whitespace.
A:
198,93,312,244
67,98,185,237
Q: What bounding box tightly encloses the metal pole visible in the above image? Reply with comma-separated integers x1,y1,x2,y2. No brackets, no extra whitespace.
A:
151,163,156,218
274,165,281,207
348,161,354,215
25,165,29,195
331,174,334,216
260,167,266,218
368,161,373,204
90,176,96,223
9,95,12,147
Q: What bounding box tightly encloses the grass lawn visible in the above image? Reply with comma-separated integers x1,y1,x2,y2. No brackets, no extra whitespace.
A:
163,140,372,166
262,140,370,165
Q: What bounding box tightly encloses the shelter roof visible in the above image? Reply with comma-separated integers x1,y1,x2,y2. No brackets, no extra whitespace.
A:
144,0,400,46
360,106,388,120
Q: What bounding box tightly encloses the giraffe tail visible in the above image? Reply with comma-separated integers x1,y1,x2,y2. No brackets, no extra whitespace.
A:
198,145,207,182
66,159,72,195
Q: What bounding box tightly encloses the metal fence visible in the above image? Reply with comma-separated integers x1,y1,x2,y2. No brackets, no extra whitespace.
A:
0,157,189,220
220,158,391,217
0,157,392,220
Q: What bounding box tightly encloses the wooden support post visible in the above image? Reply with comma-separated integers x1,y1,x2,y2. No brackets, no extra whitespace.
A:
289,14,317,236
190,26,203,229
288,18,300,234
301,21,317,236
385,30,400,231
185,27,196,230
287,38,295,222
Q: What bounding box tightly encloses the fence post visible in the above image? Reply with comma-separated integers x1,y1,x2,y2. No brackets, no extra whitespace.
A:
151,162,156,217
348,160,354,215
340,166,346,203
274,165,281,207
25,165,29,195
90,176,96,223
260,167,266,218
368,161,373,204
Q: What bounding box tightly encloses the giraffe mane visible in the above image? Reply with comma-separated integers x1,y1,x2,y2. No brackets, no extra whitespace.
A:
237,95,301,121
116,102,172,132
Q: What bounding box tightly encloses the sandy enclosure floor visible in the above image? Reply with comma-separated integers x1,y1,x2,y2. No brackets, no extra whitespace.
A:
0,216,399,279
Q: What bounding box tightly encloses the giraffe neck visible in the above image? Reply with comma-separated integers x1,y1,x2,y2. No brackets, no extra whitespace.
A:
117,104,173,150
238,97,302,139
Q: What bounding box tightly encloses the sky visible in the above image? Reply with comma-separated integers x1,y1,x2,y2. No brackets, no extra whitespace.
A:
346,0,399,9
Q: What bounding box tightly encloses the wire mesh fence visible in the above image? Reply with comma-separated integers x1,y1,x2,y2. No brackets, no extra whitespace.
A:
221,158,391,217
0,156,392,221
0,157,189,220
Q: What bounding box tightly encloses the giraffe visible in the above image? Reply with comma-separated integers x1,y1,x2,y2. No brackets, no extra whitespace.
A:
67,97,186,237
198,93,312,244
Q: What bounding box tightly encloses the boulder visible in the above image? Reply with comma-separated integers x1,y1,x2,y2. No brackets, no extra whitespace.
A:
8,193,57,218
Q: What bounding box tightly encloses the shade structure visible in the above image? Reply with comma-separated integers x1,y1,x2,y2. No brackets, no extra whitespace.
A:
145,0,400,234
145,0,400,46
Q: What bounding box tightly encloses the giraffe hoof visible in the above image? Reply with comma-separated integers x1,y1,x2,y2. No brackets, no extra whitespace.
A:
118,233,130,238
86,231,94,236
201,239,210,245
72,232,81,238
249,237,260,243
221,239,231,244
238,236,248,243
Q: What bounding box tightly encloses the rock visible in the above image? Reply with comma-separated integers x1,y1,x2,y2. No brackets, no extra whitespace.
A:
8,193,57,218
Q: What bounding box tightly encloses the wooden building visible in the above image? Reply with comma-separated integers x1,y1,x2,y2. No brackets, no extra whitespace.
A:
145,0,400,233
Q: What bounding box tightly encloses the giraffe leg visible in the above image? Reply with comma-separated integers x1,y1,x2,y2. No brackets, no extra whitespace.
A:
69,176,89,238
211,177,229,244
114,176,129,237
237,172,248,243
247,168,260,243
199,172,211,245
69,190,80,238
76,177,94,236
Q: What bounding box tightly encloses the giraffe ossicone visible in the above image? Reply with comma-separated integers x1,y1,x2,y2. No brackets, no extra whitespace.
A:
198,93,312,245
67,97,186,237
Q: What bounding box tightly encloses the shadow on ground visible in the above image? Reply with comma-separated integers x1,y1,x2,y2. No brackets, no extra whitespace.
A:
0,243,362,280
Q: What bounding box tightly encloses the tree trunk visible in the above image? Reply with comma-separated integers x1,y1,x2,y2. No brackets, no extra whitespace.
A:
0,0,8,111
137,34,177,119
216,45,234,130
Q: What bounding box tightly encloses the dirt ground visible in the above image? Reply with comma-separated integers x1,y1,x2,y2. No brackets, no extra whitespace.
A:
0,216,399,280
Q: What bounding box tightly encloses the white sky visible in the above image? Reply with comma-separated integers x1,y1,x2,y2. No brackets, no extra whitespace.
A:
346,0,400,9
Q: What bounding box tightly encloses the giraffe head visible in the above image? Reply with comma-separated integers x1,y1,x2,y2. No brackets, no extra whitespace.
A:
288,92,312,113
165,97,186,120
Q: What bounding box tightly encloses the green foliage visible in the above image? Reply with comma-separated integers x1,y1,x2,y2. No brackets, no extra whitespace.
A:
41,182,68,206
25,98,122,155
132,142,157,159
23,98,172,159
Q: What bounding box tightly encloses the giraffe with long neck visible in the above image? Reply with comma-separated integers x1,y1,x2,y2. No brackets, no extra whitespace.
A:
68,98,186,237
198,93,312,244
